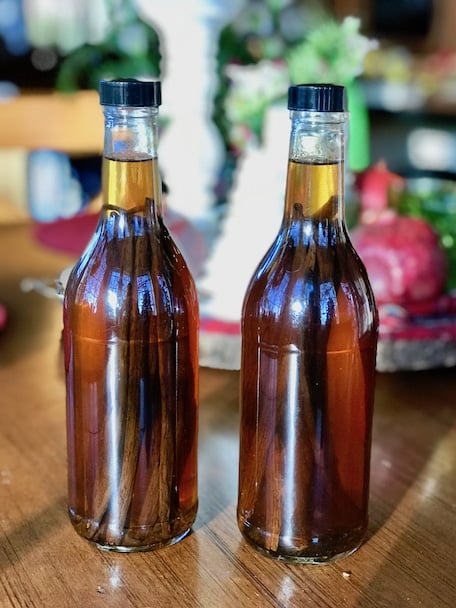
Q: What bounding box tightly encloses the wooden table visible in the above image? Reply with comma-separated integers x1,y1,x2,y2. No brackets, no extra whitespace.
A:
1,223,455,608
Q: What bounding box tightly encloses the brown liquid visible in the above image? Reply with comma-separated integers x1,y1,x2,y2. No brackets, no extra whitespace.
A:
237,160,378,563
63,157,199,551
103,157,159,211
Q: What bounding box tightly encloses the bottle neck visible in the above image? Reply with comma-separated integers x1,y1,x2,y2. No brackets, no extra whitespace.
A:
284,110,347,221
101,105,162,212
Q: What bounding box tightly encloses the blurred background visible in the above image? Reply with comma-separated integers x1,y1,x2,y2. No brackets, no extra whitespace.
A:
2,0,456,221
1,0,456,369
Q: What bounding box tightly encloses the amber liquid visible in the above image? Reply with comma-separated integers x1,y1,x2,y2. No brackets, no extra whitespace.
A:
238,160,378,563
63,157,199,551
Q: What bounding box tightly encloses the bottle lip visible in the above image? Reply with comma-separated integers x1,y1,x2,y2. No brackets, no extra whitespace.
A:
99,78,162,107
288,84,346,112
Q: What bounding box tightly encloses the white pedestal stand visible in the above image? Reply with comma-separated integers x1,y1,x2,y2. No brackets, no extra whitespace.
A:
199,105,290,322
135,0,246,224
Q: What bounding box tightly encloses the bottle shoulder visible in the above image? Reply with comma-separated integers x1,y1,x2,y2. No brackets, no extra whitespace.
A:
64,224,198,314
243,229,377,334
250,223,371,284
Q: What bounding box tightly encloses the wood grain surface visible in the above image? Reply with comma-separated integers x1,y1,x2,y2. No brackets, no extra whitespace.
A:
0,223,455,607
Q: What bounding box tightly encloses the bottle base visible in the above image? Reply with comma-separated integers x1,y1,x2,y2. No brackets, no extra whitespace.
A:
69,508,195,553
242,533,362,564
94,527,192,553
238,519,365,565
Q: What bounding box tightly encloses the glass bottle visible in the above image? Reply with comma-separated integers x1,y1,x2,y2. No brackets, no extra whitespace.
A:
237,84,378,564
63,79,199,552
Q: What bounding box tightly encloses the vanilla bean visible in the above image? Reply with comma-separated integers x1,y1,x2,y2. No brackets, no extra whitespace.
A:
301,208,345,542
124,199,180,547
90,208,138,546
74,211,126,542
107,215,148,545
138,198,175,538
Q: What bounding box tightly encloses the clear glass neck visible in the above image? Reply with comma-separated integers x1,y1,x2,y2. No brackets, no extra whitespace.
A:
102,105,159,161
101,105,161,213
288,110,348,164
284,110,348,223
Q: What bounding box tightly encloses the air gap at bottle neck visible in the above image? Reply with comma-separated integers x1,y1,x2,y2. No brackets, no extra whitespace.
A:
288,84,348,165
99,79,162,162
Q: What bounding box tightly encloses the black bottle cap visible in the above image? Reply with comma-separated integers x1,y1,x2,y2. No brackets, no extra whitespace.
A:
288,84,346,112
99,78,162,107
